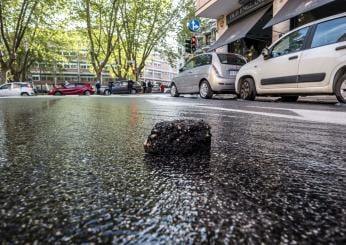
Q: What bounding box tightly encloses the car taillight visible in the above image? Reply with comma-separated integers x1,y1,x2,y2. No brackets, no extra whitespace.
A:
212,65,221,77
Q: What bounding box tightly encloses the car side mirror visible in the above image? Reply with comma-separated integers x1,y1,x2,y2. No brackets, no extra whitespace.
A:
262,48,271,60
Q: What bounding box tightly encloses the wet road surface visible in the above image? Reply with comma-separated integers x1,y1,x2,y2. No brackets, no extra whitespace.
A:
0,95,345,244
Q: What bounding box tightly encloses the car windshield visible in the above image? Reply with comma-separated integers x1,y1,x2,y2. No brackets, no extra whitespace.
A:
217,54,246,66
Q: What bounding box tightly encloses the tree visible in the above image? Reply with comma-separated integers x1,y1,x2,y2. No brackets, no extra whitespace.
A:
111,0,192,80
76,0,119,83
0,0,68,82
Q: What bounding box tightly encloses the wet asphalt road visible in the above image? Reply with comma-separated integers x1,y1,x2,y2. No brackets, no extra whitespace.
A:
0,95,345,244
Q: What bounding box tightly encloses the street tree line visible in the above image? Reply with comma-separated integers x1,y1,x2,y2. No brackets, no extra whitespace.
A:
0,0,193,83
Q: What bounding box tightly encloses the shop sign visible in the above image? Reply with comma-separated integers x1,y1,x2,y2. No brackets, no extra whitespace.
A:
227,0,272,25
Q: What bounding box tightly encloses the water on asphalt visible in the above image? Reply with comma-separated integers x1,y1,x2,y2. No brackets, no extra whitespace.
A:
0,97,345,244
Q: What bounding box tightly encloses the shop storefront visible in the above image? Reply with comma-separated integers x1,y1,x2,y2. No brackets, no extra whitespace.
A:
208,0,273,60
206,0,345,61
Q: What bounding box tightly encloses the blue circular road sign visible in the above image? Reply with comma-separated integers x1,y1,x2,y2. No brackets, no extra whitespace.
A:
187,19,201,32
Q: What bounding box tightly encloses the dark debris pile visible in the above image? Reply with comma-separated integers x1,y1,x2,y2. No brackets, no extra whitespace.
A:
144,119,212,155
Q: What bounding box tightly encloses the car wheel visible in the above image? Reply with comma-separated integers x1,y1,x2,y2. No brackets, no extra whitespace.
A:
131,89,137,94
21,92,29,96
84,90,91,96
54,91,62,96
199,80,213,99
170,83,179,97
239,78,256,100
335,74,346,103
280,96,299,102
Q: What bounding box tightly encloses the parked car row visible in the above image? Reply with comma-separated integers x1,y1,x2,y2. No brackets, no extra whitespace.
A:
170,13,346,103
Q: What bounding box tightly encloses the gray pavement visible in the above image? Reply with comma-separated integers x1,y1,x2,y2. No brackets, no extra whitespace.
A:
0,95,345,244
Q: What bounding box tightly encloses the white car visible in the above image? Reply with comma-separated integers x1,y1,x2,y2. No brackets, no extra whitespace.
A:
236,13,346,103
171,52,246,99
0,82,36,97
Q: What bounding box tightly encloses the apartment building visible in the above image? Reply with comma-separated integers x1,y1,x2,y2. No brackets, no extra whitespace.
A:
196,0,344,60
140,52,178,86
30,50,112,85
195,19,217,53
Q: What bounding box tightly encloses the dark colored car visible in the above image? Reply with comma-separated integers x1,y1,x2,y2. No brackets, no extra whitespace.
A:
103,80,142,95
48,83,95,96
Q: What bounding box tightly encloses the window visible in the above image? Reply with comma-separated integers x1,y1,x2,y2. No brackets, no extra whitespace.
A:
311,17,346,48
12,83,20,89
0,84,10,90
154,71,162,79
196,55,212,67
272,27,309,57
184,57,197,70
217,54,246,65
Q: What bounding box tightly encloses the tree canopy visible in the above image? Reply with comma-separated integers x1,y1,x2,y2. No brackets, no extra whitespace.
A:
0,0,195,83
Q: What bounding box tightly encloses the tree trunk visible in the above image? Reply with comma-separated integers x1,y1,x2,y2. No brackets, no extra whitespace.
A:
0,69,6,84
96,70,102,84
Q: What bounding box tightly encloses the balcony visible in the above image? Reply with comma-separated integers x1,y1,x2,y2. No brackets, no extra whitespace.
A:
196,0,241,19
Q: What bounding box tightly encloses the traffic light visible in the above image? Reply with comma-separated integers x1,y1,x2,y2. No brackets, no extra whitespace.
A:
184,36,198,54
185,39,192,54
191,36,197,53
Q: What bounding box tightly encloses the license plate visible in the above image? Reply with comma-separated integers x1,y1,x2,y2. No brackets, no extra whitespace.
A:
229,70,237,76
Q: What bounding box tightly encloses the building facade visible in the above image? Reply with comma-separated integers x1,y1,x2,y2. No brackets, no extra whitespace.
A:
196,0,345,60
140,52,178,86
30,50,178,88
195,19,217,53
30,50,112,86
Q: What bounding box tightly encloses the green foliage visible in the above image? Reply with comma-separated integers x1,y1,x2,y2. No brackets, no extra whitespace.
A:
0,0,196,82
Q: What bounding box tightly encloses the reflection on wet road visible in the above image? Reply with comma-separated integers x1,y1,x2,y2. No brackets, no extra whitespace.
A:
0,96,345,244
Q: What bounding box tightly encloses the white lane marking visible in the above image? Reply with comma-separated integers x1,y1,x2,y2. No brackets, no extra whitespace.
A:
146,100,346,126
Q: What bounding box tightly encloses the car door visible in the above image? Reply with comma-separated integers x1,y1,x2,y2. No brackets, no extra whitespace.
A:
298,16,346,89
258,27,310,92
190,54,212,93
0,84,10,96
62,84,76,95
175,58,196,93
112,82,122,94
10,83,21,96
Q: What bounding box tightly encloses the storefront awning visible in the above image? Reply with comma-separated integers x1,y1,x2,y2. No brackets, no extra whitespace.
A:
208,5,271,52
263,0,336,29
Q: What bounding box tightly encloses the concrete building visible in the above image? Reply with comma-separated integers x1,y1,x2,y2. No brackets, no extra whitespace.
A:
196,0,345,60
140,52,178,86
195,19,217,53
30,50,112,86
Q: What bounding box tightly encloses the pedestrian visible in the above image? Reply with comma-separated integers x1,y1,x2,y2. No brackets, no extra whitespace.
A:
108,81,114,95
128,80,134,94
160,83,164,93
96,81,101,95
142,81,146,93
147,81,152,93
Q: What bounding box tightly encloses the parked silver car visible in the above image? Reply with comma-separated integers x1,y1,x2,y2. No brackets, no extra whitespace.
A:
0,82,35,97
170,53,246,99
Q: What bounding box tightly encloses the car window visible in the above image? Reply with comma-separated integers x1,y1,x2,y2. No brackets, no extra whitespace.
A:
65,84,75,88
12,83,20,89
217,54,246,65
184,57,197,70
196,55,212,67
0,84,10,90
272,27,309,58
121,81,128,86
311,17,346,48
